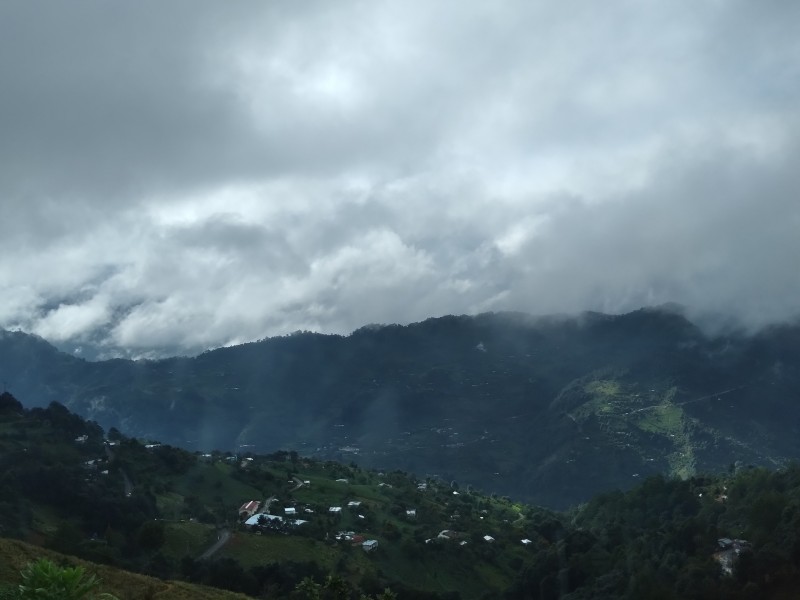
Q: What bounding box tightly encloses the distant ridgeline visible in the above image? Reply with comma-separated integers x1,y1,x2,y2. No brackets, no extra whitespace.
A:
1,307,800,508
2,393,800,599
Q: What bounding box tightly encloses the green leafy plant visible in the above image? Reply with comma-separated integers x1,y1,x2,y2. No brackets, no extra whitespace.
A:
16,559,118,600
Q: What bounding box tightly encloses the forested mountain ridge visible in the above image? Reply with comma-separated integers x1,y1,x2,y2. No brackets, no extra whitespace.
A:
2,307,800,508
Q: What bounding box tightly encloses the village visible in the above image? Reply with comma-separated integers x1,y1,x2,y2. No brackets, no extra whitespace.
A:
229,458,537,558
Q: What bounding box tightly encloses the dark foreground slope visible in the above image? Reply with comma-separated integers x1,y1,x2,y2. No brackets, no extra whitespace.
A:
0,538,251,600
2,307,800,507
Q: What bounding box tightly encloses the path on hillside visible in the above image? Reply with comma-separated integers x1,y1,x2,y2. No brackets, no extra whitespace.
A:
623,386,745,416
198,528,231,560
262,495,276,511
104,442,134,497
121,470,134,497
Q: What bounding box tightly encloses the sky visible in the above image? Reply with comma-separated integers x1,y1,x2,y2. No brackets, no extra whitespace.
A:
1,0,799,358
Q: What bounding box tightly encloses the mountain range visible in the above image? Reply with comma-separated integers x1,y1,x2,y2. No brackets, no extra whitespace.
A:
2,306,799,508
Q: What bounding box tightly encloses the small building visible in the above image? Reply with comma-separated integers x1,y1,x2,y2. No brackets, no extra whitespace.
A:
417,483,428,491
75,435,88,444
329,506,342,514
285,507,296,515
521,538,533,545
347,501,361,508
239,501,261,518
336,478,349,483
245,513,307,527
406,509,417,518
362,539,379,552
483,535,495,543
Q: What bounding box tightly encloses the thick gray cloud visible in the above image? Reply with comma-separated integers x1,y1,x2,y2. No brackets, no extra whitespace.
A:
0,0,798,357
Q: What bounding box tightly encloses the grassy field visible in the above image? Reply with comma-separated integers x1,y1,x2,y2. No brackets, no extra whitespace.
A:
173,462,263,505
162,521,217,559
637,402,684,436
218,532,339,569
156,492,186,520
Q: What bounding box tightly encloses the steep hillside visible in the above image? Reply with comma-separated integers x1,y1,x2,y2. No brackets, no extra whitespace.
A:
2,308,800,507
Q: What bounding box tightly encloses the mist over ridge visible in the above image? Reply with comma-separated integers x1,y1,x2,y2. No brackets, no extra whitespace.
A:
1,1,799,359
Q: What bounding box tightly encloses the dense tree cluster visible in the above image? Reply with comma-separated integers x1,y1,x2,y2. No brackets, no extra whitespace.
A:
503,467,800,599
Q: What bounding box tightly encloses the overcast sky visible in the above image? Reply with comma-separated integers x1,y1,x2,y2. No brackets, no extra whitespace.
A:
1,1,799,357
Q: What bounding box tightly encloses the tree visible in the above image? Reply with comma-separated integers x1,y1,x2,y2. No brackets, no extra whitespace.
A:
0,392,22,413
16,559,118,600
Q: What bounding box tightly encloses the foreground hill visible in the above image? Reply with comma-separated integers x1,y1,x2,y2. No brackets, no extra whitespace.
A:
0,539,251,599
3,394,800,599
2,307,800,507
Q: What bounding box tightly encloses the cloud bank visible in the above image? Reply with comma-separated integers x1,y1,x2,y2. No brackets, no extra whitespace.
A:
1,0,799,356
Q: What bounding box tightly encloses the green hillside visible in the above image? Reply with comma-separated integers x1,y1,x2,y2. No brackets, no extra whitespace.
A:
0,393,551,598
3,392,800,599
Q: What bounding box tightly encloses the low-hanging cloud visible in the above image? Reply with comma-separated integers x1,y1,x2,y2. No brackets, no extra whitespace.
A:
0,0,798,357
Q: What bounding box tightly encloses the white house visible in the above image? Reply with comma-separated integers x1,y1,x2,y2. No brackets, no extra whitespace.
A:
245,513,307,527
362,539,379,552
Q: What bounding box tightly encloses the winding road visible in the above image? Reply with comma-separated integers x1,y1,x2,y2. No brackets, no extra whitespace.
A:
198,528,231,560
